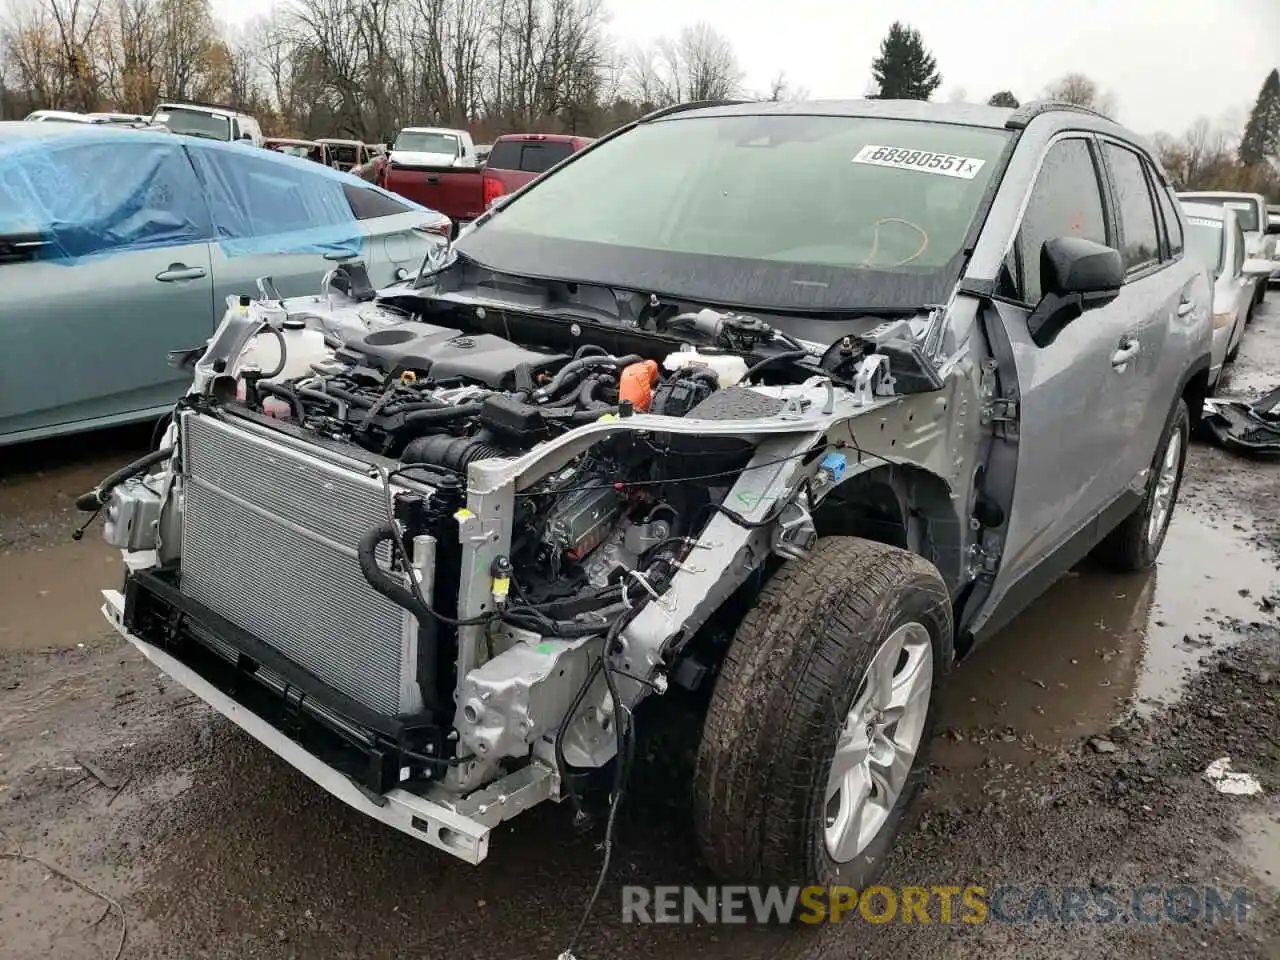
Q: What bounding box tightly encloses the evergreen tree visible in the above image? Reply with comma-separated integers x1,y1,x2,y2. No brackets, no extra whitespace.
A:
1239,69,1280,167
869,22,942,101
988,90,1020,109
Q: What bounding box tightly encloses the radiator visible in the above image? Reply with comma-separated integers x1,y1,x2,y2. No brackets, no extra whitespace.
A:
178,411,428,717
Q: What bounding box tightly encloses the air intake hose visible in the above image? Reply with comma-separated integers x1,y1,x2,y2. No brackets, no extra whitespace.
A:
401,434,504,472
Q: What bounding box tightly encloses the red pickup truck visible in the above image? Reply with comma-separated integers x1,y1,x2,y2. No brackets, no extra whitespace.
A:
480,133,594,207
382,131,592,231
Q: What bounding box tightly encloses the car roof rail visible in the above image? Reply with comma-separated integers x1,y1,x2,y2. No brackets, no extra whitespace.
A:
1005,99,1113,130
639,99,751,123
153,97,243,115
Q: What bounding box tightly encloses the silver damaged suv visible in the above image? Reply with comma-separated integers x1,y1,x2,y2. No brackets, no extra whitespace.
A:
86,99,1212,891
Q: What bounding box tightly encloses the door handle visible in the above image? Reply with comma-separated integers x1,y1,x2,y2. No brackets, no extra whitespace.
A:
425,175,440,184
155,264,206,282
323,251,353,261
1176,297,1194,316
1111,338,1140,368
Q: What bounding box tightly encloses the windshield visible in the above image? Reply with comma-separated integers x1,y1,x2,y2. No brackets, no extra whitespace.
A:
394,131,460,156
271,143,320,161
1183,195,1260,232
457,114,1010,312
1184,216,1225,275
156,107,231,141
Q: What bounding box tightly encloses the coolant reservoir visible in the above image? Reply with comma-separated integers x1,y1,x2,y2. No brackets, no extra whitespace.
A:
661,346,748,388
238,319,330,384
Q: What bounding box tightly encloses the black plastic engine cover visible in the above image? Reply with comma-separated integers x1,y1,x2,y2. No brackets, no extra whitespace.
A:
345,325,569,390
663,387,786,475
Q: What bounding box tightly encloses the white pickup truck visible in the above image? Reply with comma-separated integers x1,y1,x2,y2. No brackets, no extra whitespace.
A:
384,126,485,229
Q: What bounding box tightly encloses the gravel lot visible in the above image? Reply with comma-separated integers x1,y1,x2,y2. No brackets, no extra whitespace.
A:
2,302,1278,960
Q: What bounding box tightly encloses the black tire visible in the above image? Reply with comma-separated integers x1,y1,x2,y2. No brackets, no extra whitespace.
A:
1255,281,1267,307
693,537,953,887
1092,398,1189,572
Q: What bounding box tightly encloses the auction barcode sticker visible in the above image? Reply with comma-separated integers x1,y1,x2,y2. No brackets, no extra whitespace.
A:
852,144,985,179
1187,217,1223,229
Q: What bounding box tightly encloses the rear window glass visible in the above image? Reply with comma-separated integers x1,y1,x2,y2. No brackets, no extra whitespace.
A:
1184,216,1224,274
343,183,414,220
487,140,574,173
394,131,460,156
331,145,360,164
1183,196,1260,232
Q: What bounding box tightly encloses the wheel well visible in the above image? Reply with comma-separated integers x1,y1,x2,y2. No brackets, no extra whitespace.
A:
813,465,963,591
672,465,963,695
813,471,909,548
1182,368,1209,427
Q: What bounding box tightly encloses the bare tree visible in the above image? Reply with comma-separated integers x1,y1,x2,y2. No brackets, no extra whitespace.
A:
1041,72,1117,118
627,21,740,107
0,0,743,140
1157,115,1237,189
761,70,808,102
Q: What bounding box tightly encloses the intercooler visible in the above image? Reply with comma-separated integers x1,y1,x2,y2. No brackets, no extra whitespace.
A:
177,411,430,717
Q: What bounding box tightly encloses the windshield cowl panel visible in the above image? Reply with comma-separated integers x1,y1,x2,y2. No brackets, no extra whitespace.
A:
456,114,1011,313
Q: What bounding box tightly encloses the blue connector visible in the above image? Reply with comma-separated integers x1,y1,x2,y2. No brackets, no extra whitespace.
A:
819,451,848,483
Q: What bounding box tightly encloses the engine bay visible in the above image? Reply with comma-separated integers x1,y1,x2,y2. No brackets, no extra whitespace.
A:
228,302,818,611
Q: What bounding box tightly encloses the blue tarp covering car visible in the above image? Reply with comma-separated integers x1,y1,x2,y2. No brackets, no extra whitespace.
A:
0,124,430,264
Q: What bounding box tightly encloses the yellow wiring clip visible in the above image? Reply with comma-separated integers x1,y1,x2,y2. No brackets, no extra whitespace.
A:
491,576,511,600
454,508,474,521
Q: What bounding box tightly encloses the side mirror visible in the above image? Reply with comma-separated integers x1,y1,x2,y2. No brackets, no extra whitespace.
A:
1027,236,1124,348
1266,220,1280,236
1243,258,1279,277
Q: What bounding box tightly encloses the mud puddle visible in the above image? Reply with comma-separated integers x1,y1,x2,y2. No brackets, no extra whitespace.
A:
936,509,1280,777
1239,807,1280,891
0,424,151,545
0,539,121,652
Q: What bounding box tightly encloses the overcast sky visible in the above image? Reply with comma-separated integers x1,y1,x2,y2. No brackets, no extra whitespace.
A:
212,0,1280,136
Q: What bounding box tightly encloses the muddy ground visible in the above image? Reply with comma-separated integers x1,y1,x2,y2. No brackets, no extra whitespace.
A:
2,302,1279,960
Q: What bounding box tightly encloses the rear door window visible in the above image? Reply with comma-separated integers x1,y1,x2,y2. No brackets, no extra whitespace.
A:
187,145,358,251
1001,137,1109,304
1102,143,1161,275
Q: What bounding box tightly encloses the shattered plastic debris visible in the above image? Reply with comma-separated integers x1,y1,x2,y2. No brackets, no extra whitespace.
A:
1201,385,1280,459
1202,756,1264,796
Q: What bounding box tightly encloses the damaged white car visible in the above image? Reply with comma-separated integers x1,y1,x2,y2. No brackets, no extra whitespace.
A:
82,99,1212,895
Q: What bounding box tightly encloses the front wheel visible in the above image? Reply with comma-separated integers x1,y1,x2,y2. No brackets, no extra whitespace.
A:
693,537,953,887
1093,398,1189,571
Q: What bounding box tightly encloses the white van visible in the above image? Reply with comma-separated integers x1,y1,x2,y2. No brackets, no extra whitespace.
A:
150,101,264,147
